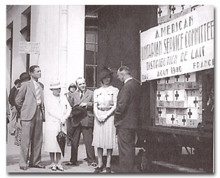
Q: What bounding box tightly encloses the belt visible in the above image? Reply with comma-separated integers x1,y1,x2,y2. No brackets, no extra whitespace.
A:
97,107,111,111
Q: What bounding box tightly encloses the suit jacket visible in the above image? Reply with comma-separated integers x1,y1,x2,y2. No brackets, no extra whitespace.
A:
15,80,45,121
9,86,18,107
71,89,94,127
114,79,141,129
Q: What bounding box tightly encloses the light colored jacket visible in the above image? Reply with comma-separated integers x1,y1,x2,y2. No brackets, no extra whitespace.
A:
46,93,71,123
15,80,44,121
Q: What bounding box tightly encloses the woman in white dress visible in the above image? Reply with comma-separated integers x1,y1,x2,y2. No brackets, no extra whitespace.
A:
44,80,71,171
92,67,119,173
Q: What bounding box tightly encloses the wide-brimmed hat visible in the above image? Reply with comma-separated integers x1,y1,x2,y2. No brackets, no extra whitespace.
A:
100,67,113,80
49,80,62,89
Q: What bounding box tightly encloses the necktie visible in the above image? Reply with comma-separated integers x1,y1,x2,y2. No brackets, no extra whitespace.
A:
36,83,41,104
80,92,84,99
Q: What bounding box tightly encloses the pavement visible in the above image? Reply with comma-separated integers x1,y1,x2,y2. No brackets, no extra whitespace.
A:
6,126,141,174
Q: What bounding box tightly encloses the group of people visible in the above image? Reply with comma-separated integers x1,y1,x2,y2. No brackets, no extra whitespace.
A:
7,64,141,173
7,72,31,145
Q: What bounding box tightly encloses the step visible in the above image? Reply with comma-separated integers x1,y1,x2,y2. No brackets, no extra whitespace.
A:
152,161,205,173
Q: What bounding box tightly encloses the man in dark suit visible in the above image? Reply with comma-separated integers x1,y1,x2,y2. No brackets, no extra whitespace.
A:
66,77,96,166
15,65,45,170
114,66,141,172
8,79,21,135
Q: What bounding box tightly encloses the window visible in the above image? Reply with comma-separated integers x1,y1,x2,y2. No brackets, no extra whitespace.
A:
85,12,98,90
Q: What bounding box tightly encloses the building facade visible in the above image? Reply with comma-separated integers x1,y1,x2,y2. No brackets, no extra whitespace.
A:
6,4,158,103
6,5,85,99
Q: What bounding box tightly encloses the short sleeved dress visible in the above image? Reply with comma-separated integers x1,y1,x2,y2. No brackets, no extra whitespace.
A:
92,85,119,149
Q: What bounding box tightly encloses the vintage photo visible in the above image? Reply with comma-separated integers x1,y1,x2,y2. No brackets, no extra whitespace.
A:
6,5,214,173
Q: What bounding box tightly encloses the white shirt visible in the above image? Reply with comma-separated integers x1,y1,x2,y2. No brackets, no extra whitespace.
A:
77,89,85,98
32,79,41,104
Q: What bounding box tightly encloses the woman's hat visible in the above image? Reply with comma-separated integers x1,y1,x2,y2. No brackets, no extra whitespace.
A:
68,83,77,90
69,83,76,87
49,79,62,89
100,66,113,80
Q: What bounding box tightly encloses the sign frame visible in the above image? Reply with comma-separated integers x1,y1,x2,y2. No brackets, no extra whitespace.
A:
140,6,214,82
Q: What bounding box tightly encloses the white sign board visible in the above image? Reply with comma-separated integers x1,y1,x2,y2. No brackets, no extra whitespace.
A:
19,42,40,54
140,6,214,82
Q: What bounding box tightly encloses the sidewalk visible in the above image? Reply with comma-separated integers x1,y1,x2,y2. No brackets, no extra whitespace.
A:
6,129,140,173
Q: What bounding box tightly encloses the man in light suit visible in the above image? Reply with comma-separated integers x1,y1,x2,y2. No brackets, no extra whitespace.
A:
66,77,97,166
15,65,45,170
114,66,141,172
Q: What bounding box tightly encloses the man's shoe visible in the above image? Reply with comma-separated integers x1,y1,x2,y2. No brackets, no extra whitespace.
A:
84,158,88,162
37,164,45,168
30,164,45,168
94,165,104,173
106,167,111,173
65,161,73,165
20,166,28,171
65,161,79,166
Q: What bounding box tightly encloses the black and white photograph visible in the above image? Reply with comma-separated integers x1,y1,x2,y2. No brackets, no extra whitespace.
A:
4,1,216,175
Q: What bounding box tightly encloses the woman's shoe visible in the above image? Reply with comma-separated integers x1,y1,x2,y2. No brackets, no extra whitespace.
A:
56,165,64,171
51,165,56,171
106,167,111,173
94,165,104,173
89,162,97,167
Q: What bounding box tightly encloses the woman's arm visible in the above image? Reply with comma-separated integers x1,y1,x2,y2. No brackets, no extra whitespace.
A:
61,96,72,123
